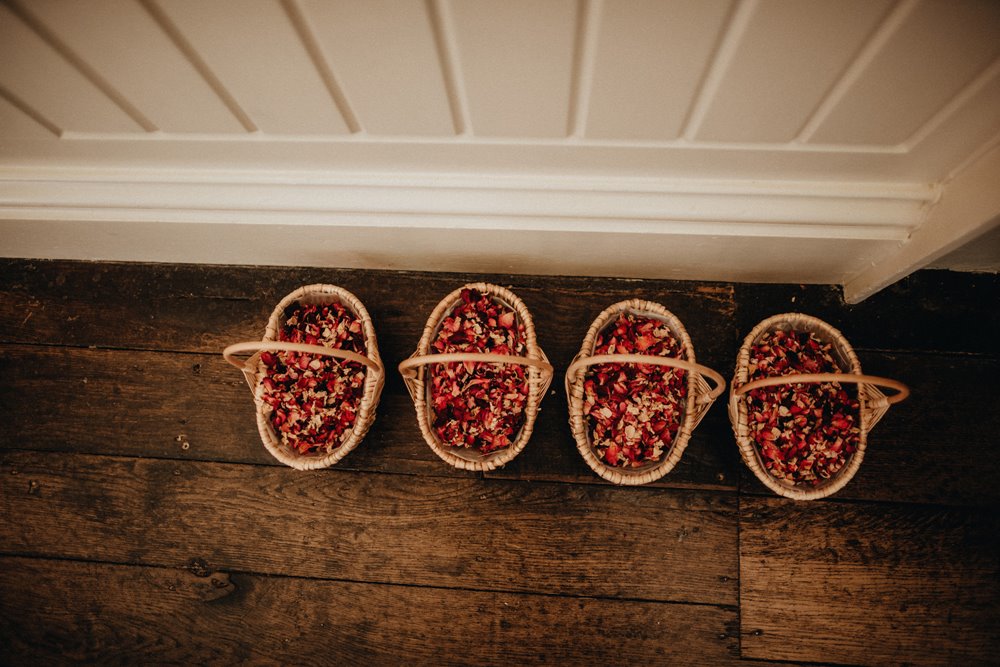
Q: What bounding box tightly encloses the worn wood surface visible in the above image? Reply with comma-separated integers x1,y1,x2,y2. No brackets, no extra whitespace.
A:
1,258,997,664
734,271,1000,356
484,390,739,491
0,450,738,605
0,557,741,666
0,259,736,361
738,351,1000,507
740,497,1000,666
0,344,736,490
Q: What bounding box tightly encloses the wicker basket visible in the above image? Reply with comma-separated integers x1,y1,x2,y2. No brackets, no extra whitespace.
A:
223,284,384,470
565,299,726,485
398,283,553,471
729,313,909,500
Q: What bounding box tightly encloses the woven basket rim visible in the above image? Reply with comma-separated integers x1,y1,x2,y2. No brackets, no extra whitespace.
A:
730,312,866,500
250,283,384,471
407,282,548,472
567,299,699,486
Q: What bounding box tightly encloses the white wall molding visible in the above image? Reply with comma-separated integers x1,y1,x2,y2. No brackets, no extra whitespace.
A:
0,167,937,285
0,167,933,232
844,141,1000,302
2,0,997,294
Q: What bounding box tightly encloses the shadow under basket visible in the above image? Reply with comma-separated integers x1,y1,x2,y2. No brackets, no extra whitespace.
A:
565,299,726,486
223,284,384,470
398,282,553,472
729,312,909,500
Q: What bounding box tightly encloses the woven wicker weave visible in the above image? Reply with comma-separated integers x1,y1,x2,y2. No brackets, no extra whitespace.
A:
729,313,908,500
223,284,384,470
565,299,725,486
399,283,553,471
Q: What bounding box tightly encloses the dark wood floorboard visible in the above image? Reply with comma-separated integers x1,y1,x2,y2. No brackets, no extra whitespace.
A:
0,344,736,490
733,271,1000,357
738,350,1000,507
0,451,738,605
740,497,1000,666
1,259,998,665
0,556,742,666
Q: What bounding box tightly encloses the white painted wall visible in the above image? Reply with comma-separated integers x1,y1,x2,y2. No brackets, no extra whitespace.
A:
1,0,999,298
931,225,1000,272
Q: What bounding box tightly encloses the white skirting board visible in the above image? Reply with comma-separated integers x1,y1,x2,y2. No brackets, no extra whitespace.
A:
0,163,994,300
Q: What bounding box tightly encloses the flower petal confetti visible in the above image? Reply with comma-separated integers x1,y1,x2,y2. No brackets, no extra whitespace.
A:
429,288,528,454
259,302,367,456
584,313,687,467
746,329,861,486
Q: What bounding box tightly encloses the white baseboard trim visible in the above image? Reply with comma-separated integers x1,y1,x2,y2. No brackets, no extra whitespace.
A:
0,167,938,286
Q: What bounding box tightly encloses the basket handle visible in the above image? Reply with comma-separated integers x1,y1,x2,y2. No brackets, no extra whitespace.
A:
732,373,909,404
223,341,383,392
565,354,726,402
398,352,554,403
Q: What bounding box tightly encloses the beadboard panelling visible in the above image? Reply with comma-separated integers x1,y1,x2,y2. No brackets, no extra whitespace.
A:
584,0,732,141
0,96,54,139
808,0,1000,145
0,0,998,299
447,0,577,137
906,63,1000,175
693,0,893,143
153,0,351,135
298,0,454,136
0,3,141,134
20,0,245,134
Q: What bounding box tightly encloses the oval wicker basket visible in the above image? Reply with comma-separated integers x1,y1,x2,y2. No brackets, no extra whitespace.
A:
223,284,384,470
565,299,726,485
729,313,909,500
398,283,553,471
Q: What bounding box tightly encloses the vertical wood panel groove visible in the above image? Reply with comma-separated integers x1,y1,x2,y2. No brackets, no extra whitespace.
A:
0,82,62,137
139,0,257,133
281,0,361,134
901,56,1000,152
941,127,1000,184
5,0,157,132
680,0,756,141
427,0,469,136
794,0,919,143
566,0,599,138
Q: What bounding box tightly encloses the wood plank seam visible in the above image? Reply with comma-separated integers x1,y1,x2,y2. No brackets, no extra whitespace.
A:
0,551,739,610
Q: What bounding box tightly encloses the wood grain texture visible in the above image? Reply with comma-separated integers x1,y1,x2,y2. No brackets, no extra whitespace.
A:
0,557,741,666
485,386,739,491
0,259,736,363
0,344,461,477
3,259,995,664
0,451,738,605
0,343,736,490
740,497,1000,665
739,351,1000,507
734,270,1000,357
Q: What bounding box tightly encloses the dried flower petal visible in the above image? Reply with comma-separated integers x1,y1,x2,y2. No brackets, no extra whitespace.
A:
746,329,860,487
585,313,687,468
429,288,528,454
260,302,366,456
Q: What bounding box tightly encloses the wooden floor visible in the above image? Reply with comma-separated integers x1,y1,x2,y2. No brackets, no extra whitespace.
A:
1,260,998,666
